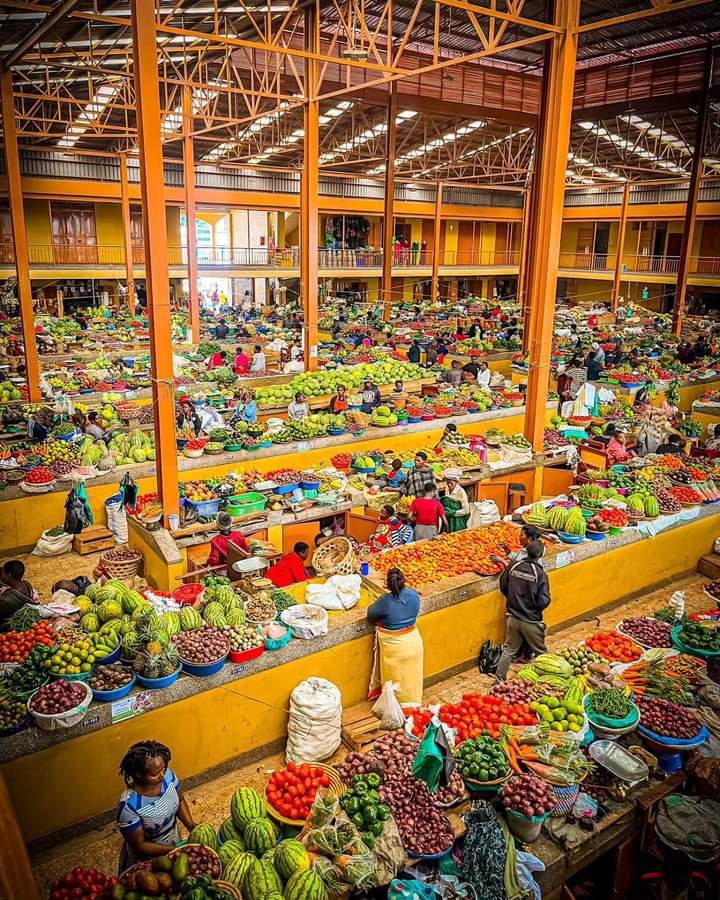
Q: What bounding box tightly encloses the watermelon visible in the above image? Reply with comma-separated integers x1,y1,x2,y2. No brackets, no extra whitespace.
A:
74,595,93,615
180,606,204,631
226,606,246,627
219,816,245,845
203,601,228,629
274,840,310,882
219,839,245,867
222,852,255,888
162,611,181,636
80,612,100,633
231,786,265,828
266,894,284,900
98,598,122,622
121,590,145,615
644,495,660,517
244,859,283,900
244,817,277,856
189,822,218,851
284,869,325,900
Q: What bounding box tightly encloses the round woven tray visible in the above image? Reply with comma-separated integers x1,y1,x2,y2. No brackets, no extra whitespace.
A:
265,762,345,825
312,536,357,575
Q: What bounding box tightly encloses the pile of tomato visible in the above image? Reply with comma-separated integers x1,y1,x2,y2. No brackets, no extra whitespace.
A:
438,693,537,741
598,507,628,527
585,631,642,662
0,619,56,663
266,761,332,821
49,867,117,900
405,706,434,738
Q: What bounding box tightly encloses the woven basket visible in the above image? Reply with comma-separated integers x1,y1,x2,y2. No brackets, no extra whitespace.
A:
215,882,242,900
312,537,357,575
100,546,142,579
549,782,579,816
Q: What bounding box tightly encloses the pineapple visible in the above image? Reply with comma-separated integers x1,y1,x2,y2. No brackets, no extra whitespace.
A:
146,640,163,656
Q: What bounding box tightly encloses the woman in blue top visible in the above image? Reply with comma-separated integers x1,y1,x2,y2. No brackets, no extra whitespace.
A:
116,740,196,874
367,567,424,706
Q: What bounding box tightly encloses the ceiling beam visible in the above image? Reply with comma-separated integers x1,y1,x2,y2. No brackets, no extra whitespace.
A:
2,0,83,69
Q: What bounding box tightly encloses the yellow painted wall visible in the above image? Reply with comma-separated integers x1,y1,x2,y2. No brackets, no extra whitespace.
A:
24,199,52,245
410,218,423,247
443,219,459,261
570,278,613,301
0,410,548,556
480,222,496,258
94,202,124,247
3,508,717,842
560,223,581,255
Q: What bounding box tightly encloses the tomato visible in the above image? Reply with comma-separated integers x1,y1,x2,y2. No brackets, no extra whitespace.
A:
287,760,296,773
320,774,331,787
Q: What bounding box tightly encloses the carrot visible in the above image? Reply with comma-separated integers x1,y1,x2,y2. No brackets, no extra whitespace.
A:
506,744,522,774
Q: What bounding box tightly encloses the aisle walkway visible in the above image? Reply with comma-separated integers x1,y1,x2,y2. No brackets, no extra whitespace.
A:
30,572,713,892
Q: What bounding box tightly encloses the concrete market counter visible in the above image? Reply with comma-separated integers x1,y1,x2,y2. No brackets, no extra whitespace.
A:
0,403,555,555
3,502,718,845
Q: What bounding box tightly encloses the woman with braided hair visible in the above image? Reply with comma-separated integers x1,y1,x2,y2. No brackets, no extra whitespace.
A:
116,740,196,873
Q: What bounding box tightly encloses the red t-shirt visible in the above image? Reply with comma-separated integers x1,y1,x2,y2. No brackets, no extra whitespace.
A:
266,552,308,588
410,497,445,527
209,352,224,368
208,531,249,567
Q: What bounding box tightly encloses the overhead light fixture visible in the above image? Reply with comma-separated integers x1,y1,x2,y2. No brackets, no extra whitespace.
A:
342,48,369,60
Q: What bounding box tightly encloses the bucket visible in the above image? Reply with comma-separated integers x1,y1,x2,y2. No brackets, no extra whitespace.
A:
506,809,547,843
168,514,179,531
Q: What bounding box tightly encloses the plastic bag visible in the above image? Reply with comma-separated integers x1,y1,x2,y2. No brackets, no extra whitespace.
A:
286,677,342,762
76,480,93,526
411,718,456,792
468,500,500,529
477,639,501,675
105,492,128,543
372,681,405,729
64,488,91,535
120,471,138,509
326,573,361,609
389,880,436,900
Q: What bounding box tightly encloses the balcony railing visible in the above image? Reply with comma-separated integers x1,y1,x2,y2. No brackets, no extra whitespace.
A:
16,244,301,268
440,249,520,267
558,251,617,271
622,254,680,274
691,256,720,275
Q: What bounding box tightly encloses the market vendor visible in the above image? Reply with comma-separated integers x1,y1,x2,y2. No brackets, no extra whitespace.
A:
27,408,52,442
360,378,381,413
443,359,464,387
197,402,225,434
214,318,230,339
85,411,106,442
606,426,634,465
266,542,311,588
408,340,422,363
477,360,491,388
234,346,250,375
402,451,436,496
366,505,414,553
117,740,197,873
208,349,228,369
231,389,257,425
250,344,266,374
386,458,407,489
287,391,310,422
177,398,201,436
0,560,39,627
329,385,348,413
367,567,423,705
207,512,250,567
656,433,685,456
441,468,469,532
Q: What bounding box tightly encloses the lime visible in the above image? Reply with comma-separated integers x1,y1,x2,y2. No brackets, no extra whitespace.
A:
546,697,559,709
552,708,566,721
568,722,581,732
541,711,554,723
479,769,489,782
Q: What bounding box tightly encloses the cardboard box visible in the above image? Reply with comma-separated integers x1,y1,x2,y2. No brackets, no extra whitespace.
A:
698,554,720,579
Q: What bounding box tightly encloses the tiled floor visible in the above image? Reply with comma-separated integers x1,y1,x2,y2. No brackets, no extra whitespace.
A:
30,572,714,893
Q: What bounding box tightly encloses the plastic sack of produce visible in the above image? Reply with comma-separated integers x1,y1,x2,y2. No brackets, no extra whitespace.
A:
280,603,329,638
32,528,73,557
286,677,342,762
655,795,720,863
119,471,138,509
388,880,436,900
468,500,500,528
371,680,405,730
327,573,362,609
105,492,128,543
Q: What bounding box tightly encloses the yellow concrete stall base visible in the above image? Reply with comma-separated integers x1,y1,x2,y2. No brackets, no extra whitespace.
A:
3,508,718,843
0,409,546,557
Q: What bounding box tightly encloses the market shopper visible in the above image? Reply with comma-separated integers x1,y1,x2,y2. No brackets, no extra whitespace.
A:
495,540,550,681
117,740,196,873
442,468,470,532
408,340,422,363
585,343,605,380
266,542,310,588
0,560,38,626
386,458,407,489
28,408,52,442
287,392,310,422
207,512,250,568
402,451,437,497
410,483,448,540
367,567,423,705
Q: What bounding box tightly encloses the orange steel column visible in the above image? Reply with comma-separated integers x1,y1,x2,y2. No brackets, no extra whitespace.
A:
518,186,532,350
119,155,136,315
301,6,319,371
672,43,714,335
381,83,398,321
611,181,630,310
183,87,200,344
131,0,179,523
430,181,443,303
1,71,40,402
523,0,579,450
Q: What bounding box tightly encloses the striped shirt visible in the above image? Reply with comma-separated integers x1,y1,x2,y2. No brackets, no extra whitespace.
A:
117,767,181,842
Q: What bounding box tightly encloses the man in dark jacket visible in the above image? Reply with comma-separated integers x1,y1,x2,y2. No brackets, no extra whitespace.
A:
495,540,550,680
